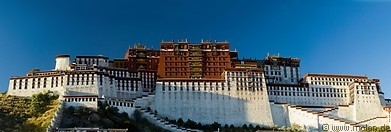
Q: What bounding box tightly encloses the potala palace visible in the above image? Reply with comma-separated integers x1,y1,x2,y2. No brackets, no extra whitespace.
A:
7,40,391,131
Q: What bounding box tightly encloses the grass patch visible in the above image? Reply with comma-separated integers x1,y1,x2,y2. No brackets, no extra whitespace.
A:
60,102,167,131
0,91,59,131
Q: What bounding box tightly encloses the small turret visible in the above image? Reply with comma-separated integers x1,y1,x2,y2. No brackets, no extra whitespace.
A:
55,55,70,71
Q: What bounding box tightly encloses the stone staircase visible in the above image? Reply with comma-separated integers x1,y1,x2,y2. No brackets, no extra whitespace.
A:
287,104,364,127
124,93,202,132
46,100,65,132
137,108,202,132
356,116,388,124
270,101,364,128
308,105,387,126
319,107,339,114
132,93,155,109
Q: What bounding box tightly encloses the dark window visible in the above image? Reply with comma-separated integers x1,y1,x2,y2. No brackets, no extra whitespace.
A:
24,79,28,89
37,78,41,88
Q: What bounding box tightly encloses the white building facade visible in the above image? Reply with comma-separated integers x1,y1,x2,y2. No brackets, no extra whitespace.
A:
7,55,144,106
261,55,301,85
6,54,391,131
151,68,274,127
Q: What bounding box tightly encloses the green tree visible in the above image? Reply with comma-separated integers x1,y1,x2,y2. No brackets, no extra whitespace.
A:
211,122,221,131
249,124,254,130
132,110,142,121
177,118,184,127
184,119,197,128
288,123,304,132
29,91,58,116
255,125,261,130
242,124,248,129
197,123,203,128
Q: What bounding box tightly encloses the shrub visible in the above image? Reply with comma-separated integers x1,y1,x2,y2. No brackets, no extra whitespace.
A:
177,118,184,127
132,110,142,121
249,124,254,130
29,91,58,117
288,123,304,132
242,124,248,129
184,119,197,128
255,124,261,130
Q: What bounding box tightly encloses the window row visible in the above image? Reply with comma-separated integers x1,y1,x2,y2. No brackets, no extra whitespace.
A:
311,77,363,82
165,63,188,67
116,79,139,91
67,74,95,86
12,77,64,89
165,57,188,61
107,70,136,78
311,81,350,86
229,77,262,82
267,86,308,92
356,90,376,95
227,72,262,77
268,91,347,98
162,81,225,87
161,86,262,91
107,100,133,107
65,97,97,102
76,58,104,66
312,87,347,93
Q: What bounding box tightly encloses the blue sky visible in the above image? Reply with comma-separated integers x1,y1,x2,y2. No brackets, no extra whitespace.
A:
0,1,391,97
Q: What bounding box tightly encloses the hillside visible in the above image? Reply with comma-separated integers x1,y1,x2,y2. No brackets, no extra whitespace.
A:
0,91,59,131
0,92,166,132
0,93,31,131
59,102,167,132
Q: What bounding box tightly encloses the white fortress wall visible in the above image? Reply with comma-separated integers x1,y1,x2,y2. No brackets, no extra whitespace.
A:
152,80,274,127
270,103,290,127
286,104,361,131
286,105,319,131
97,68,143,100
360,117,388,126
6,53,391,129
64,96,98,109
8,74,67,97
63,73,99,96
379,93,387,106
267,85,350,107
336,105,354,121
351,81,386,122
263,62,300,85
105,99,135,115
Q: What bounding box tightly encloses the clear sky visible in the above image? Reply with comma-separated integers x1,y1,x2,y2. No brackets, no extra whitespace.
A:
0,1,390,97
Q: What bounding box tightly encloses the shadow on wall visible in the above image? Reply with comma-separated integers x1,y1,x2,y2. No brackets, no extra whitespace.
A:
270,102,291,128
150,82,273,127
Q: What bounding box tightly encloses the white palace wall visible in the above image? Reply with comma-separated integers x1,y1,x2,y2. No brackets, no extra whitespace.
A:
270,103,290,127
336,105,354,120
351,81,387,122
7,54,391,130
64,96,98,109
105,98,136,115
286,105,319,131
8,70,143,100
8,75,66,97
151,81,274,127
274,104,360,131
